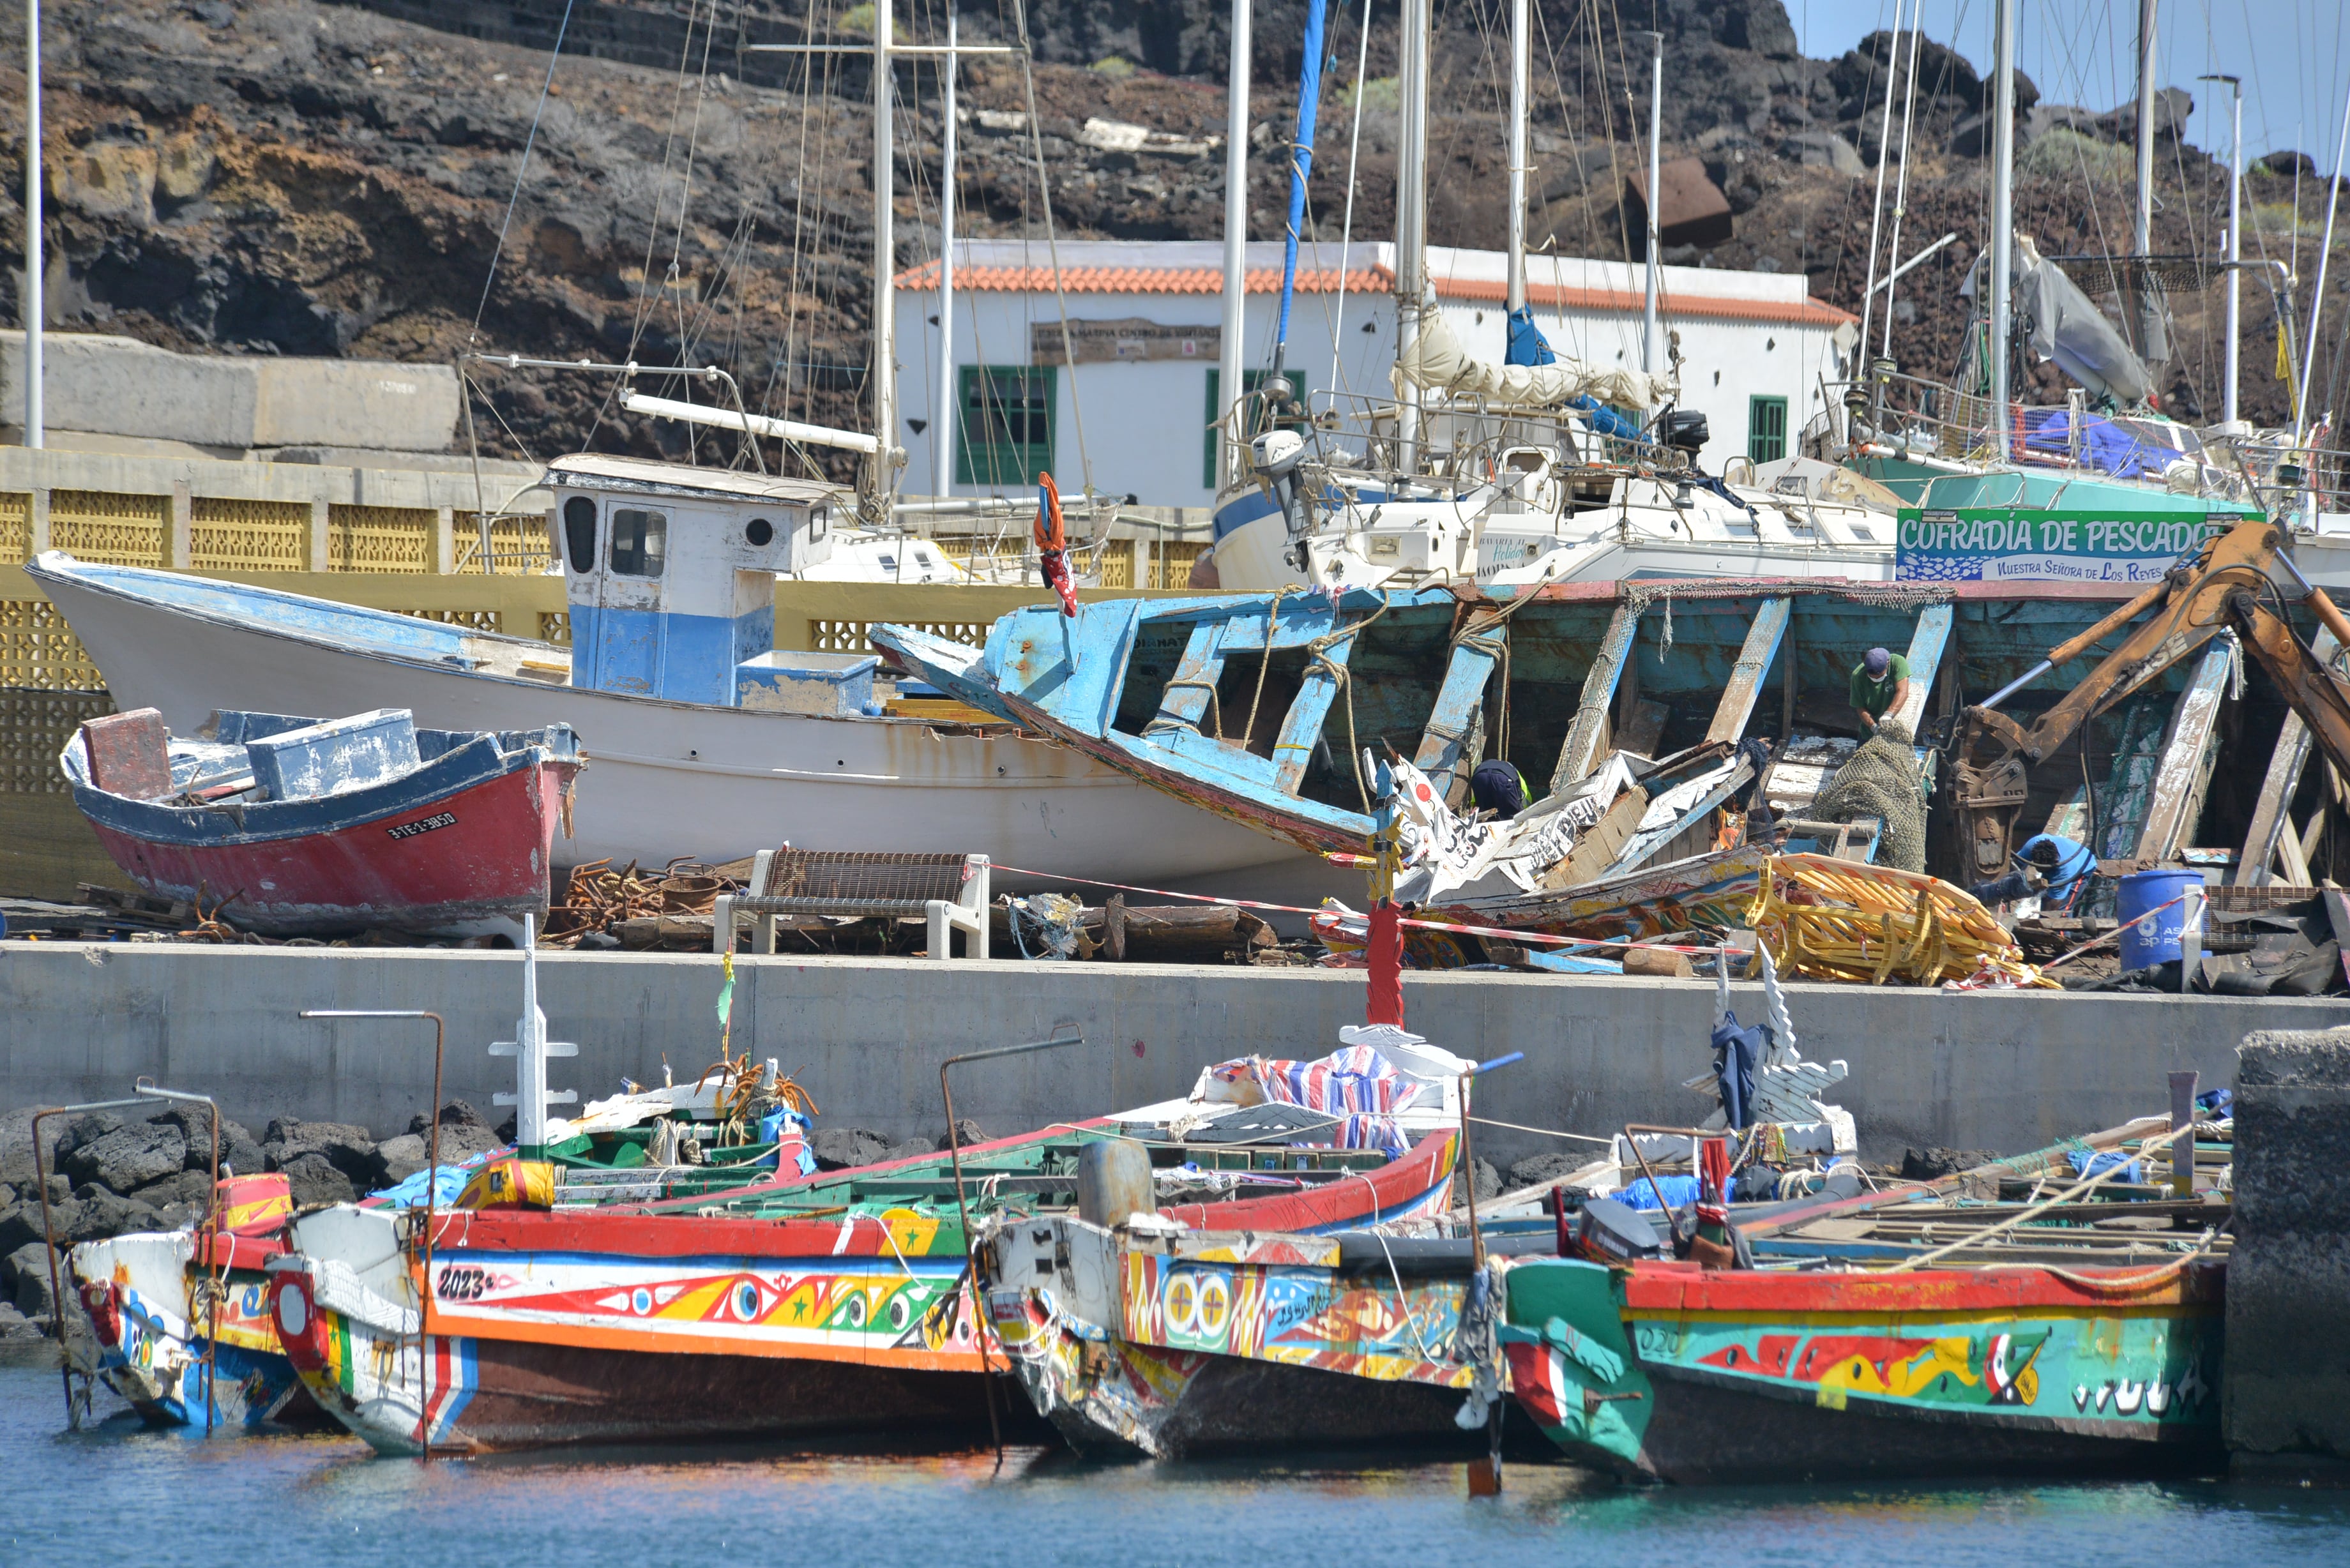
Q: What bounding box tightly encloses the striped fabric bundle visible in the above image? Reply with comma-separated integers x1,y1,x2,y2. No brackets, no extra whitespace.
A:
1208,1044,1427,1159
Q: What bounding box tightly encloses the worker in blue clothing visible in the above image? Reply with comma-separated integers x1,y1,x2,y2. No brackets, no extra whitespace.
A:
1969,833,2096,911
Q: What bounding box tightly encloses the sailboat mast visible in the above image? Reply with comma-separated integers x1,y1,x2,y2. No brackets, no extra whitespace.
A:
2130,0,2164,363
935,9,957,499
1988,0,2017,463
872,0,898,514
22,0,40,449
1395,0,1429,466
1505,0,1528,315
1217,0,1251,489
2201,73,2241,428
1640,30,1662,374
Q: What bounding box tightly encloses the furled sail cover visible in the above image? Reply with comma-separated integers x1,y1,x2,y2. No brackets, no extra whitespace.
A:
1392,310,1676,409
1962,235,2153,405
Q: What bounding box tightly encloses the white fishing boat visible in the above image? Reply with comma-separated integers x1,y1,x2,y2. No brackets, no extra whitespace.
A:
24,456,1321,895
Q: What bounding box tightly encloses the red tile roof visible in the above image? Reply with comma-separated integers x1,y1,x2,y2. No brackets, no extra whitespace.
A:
893,259,1858,327
892,261,1390,294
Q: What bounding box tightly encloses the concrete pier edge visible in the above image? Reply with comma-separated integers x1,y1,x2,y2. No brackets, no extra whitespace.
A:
3,943,2341,1170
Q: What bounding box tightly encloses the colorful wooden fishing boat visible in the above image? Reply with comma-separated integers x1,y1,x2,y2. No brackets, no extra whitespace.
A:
266,1113,1460,1455
1500,1253,2223,1483
68,1173,319,1431
983,1219,1495,1459
64,705,581,937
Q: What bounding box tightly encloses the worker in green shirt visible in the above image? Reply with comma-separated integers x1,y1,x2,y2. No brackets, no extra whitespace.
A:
1850,646,1911,732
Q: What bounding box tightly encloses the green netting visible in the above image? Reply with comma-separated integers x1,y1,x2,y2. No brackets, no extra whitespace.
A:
1811,716,1930,872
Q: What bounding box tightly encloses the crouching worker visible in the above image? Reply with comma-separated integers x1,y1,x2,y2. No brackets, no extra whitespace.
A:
1969,832,2095,912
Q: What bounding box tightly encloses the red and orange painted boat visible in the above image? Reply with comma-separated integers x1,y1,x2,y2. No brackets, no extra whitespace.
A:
265,1116,1461,1455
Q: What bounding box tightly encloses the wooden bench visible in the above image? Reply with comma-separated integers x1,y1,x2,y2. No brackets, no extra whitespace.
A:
712,848,991,959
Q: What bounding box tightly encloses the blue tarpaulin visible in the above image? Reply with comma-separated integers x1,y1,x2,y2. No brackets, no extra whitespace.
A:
2018,410,2172,479
1615,1174,1703,1211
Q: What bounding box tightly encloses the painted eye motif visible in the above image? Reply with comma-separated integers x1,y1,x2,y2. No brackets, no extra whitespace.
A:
734,1282,762,1320
886,1293,912,1332
845,1293,870,1329
631,1288,653,1315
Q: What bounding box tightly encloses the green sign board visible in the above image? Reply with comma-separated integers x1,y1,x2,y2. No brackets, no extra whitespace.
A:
1895,506,2252,585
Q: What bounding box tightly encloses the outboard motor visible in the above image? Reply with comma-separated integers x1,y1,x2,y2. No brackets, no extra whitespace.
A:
1251,428,1312,571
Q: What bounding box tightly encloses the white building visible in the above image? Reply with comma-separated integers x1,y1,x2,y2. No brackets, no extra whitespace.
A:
893,239,1859,510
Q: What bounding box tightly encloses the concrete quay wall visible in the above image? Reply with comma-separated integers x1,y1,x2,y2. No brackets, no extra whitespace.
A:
2,944,2341,1166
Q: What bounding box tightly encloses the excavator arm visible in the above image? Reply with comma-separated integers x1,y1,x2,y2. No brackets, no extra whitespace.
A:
1955,519,2350,881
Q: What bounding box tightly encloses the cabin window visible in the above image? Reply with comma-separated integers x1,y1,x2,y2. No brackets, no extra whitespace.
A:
609,508,667,578
562,497,599,573
745,516,775,547
957,365,1056,486
1204,368,1308,487
1747,396,1789,464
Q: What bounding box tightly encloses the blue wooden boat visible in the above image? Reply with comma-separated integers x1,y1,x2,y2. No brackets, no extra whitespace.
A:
873,574,2326,932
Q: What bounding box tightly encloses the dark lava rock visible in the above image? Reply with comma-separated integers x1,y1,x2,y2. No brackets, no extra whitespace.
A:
407,1100,491,1136
276,1151,358,1210
936,1119,991,1152
59,1120,186,1196
4,1241,63,1319
1506,1152,1591,1191
0,1300,43,1341
146,1106,266,1179
128,1170,216,1213
812,1127,895,1172
1899,1147,1999,1181
64,1187,163,1244
263,1119,379,1188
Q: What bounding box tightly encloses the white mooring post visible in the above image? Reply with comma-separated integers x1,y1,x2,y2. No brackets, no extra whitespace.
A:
490,916,579,1156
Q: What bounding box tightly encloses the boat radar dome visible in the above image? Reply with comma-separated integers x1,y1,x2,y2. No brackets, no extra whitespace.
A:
542,455,854,709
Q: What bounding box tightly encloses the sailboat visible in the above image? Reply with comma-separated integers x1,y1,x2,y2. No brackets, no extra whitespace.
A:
1202,0,1900,594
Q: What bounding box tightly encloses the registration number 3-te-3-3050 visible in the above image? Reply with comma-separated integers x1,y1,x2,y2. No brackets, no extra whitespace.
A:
386,811,457,840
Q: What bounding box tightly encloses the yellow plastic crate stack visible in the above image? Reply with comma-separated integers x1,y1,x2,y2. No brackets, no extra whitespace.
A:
1745,853,2053,988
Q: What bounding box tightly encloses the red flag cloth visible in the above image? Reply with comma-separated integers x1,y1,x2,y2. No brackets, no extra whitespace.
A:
1366,898,1404,1026
1699,1135,1732,1207
1036,472,1079,618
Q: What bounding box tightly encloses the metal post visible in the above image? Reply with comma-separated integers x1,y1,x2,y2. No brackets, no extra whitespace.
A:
1504,0,1528,317
872,0,898,519
941,1033,1082,1465
1217,0,1250,492
2298,89,2350,448
1640,31,1663,375
1987,0,2018,463
934,9,957,500
2200,76,2243,426
1394,0,1428,467
22,0,40,449
2131,0,2163,361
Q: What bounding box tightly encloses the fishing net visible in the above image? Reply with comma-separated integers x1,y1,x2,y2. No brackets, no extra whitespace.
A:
1808,717,1929,872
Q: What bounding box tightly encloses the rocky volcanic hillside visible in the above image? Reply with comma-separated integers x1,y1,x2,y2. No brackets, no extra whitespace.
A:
0,0,2340,469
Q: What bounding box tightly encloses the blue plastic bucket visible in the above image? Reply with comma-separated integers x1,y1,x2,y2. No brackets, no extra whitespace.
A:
2118,868,2202,969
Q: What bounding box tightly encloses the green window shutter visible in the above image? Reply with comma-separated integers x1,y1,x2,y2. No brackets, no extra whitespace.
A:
1747,395,1788,464
957,365,1057,486
1205,367,1312,489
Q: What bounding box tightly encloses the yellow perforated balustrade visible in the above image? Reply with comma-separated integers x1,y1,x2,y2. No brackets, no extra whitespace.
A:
189,497,308,571
50,491,167,567
455,513,554,575
0,494,29,564
328,505,434,573
0,598,106,690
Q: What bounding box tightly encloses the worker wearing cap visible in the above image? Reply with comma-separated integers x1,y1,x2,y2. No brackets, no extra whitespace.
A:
1969,833,2096,912
1850,646,1911,732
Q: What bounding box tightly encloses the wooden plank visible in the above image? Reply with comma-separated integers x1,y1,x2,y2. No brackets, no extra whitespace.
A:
1272,631,1360,794
1605,757,1754,876
1548,603,1641,793
1146,619,1229,735
1702,596,1791,747
2236,629,2337,886
2132,635,2238,862
1895,604,1954,734
1407,635,1502,801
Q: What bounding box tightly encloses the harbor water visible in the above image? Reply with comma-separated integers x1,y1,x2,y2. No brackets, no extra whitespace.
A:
5,1366,2346,1565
